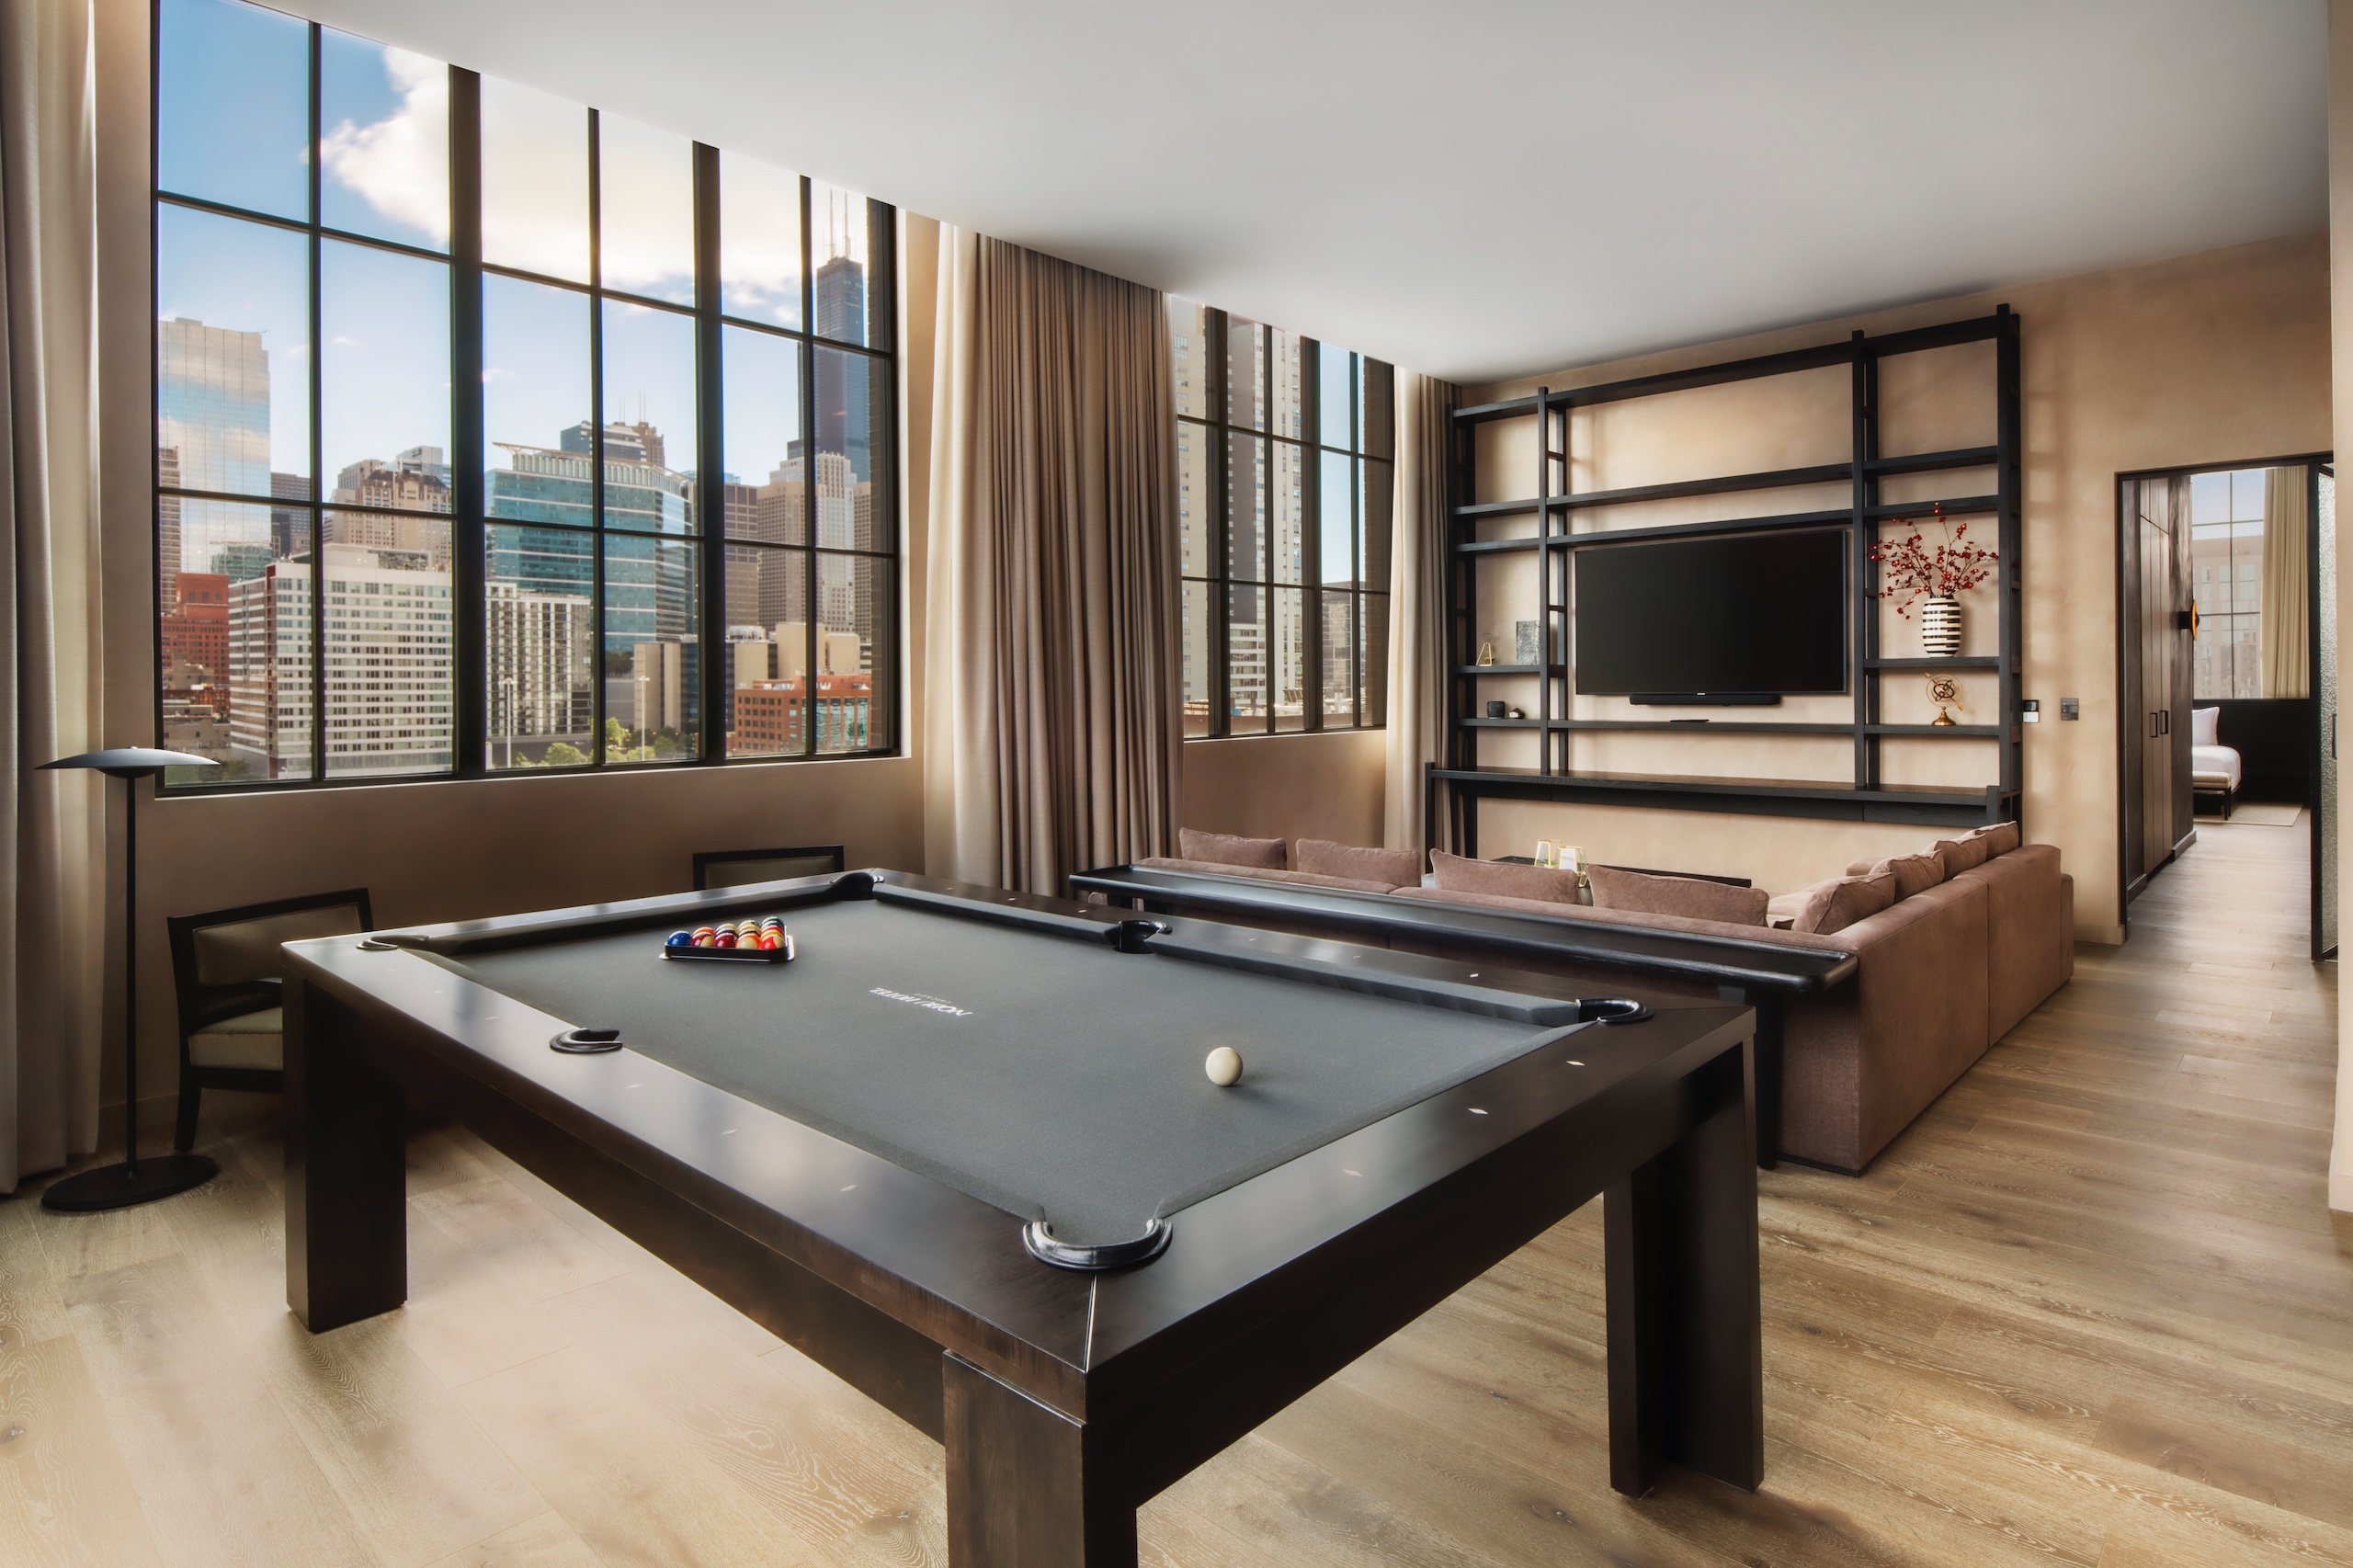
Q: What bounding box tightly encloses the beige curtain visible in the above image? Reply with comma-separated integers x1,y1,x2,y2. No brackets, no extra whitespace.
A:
1384,370,1455,855
2262,465,2310,699
3,0,104,1190
923,228,1181,895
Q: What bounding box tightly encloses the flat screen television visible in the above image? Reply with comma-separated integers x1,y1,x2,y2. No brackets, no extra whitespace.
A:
1573,528,1847,700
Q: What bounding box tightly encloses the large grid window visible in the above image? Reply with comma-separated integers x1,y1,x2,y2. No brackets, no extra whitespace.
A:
2189,468,2264,699
1171,301,1392,737
153,0,896,787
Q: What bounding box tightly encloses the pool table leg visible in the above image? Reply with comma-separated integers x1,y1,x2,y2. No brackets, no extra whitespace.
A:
285,977,410,1334
1603,1045,1764,1497
1721,988,1782,1169
943,1354,1136,1567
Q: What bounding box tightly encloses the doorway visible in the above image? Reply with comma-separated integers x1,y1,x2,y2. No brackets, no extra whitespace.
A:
2116,457,2334,955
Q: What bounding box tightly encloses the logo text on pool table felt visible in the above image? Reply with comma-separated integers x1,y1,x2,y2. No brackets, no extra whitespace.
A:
868,986,972,1018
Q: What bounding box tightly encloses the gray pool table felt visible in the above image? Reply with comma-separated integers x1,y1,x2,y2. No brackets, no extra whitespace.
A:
441,899,1576,1245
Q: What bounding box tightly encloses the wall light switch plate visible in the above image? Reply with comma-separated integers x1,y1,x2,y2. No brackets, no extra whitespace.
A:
2061,698,2080,721
2020,699,2040,722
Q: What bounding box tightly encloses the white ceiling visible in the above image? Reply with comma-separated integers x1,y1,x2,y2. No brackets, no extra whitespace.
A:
277,0,2328,384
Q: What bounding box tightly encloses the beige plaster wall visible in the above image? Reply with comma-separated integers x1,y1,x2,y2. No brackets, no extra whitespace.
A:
90,0,944,1108
1464,234,2331,939
1182,731,1388,851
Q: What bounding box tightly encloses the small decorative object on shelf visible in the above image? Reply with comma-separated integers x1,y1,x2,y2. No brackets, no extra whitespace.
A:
1925,672,1964,727
1868,502,1995,658
1476,641,1496,667
1486,700,1506,718
1920,595,1961,656
1514,619,1541,665
1508,706,1526,720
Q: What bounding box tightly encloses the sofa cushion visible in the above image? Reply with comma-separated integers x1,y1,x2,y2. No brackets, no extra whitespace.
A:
1429,849,1583,905
1134,858,1395,893
1295,837,1423,887
1965,820,2021,858
1929,835,1995,875
1388,884,1809,943
1867,852,1945,901
1176,828,1287,869
1588,865,1769,927
1779,871,1898,937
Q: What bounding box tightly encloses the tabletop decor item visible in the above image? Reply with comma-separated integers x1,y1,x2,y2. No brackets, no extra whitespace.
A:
1925,672,1965,727
1868,502,1995,658
1515,619,1541,665
1476,641,1496,666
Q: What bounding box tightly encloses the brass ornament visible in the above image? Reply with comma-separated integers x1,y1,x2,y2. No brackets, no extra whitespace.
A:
1926,673,1964,727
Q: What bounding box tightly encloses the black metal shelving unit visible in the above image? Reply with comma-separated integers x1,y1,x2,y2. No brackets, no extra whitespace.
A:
1435,308,2024,854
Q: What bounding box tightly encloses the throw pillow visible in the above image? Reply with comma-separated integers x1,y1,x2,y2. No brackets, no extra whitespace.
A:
1429,849,1584,904
1784,870,1898,936
1963,820,2021,858
1867,852,1945,902
1587,865,1770,926
1176,828,1287,869
2191,706,2219,746
1295,838,1424,888
1929,835,1994,875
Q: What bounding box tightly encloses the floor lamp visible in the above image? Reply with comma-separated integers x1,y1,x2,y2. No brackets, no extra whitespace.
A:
39,746,220,1212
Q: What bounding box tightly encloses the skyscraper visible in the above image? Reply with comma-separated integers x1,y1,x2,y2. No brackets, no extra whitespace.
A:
813,253,870,484
158,317,279,589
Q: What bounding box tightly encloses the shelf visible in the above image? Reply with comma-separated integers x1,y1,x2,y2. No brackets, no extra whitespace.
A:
1449,314,2008,426
1448,717,2006,738
1432,767,2006,828
1454,664,1540,676
1866,655,2001,671
1869,446,1998,477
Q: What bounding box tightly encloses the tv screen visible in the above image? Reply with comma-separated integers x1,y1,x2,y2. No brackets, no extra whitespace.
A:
1574,528,1848,699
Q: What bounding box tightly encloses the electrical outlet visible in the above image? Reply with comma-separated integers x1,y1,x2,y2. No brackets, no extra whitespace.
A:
2060,698,2080,722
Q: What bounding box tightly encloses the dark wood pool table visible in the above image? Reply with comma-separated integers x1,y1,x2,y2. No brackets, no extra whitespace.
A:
282,869,1762,1567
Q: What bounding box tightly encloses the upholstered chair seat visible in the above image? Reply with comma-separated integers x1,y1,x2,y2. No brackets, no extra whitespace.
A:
186,1006,284,1071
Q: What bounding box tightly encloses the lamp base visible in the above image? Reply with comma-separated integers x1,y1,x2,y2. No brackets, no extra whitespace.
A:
40,1153,219,1212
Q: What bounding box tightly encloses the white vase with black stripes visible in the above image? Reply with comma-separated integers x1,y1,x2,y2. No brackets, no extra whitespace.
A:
1919,594,1961,658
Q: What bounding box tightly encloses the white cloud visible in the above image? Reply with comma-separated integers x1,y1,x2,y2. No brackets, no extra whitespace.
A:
321,49,450,245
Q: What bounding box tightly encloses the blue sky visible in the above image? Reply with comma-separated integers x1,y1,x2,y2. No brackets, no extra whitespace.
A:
159,0,865,506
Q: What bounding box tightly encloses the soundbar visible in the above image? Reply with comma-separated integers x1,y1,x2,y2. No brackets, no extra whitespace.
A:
1629,692,1784,707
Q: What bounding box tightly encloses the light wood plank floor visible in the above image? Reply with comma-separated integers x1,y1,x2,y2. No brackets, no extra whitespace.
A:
4,820,2348,1567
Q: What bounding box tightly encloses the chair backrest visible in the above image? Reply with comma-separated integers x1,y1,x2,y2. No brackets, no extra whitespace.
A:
167,889,375,1012
693,845,846,891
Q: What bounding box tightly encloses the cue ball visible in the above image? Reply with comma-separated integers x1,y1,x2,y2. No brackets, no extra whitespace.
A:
1205,1046,1244,1087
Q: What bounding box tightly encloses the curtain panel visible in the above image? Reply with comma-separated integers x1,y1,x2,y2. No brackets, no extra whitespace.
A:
3,0,105,1190
924,229,1181,894
2262,465,2310,699
1385,370,1455,856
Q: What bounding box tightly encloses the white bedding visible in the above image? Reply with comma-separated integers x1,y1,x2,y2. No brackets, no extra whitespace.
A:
2192,744,2242,789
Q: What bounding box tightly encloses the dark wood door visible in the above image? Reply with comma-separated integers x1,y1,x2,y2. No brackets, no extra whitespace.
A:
2141,509,2175,872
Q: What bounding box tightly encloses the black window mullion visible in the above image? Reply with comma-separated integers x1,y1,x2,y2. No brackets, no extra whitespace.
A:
693,142,723,763
449,67,485,777
586,108,607,764
1209,310,1229,736
800,175,818,758
306,22,324,783
1302,340,1321,734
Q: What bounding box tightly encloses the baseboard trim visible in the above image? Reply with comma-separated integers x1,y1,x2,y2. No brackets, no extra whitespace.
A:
2331,1167,2353,1215
2074,923,2126,946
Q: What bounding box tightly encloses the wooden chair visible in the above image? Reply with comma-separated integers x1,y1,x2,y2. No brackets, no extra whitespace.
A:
692,845,846,891
165,888,373,1151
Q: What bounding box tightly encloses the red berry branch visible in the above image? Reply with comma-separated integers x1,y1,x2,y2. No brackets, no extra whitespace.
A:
1867,505,1997,618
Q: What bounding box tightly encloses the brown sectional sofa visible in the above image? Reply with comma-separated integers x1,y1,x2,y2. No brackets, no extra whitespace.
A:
1117,831,2074,1173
